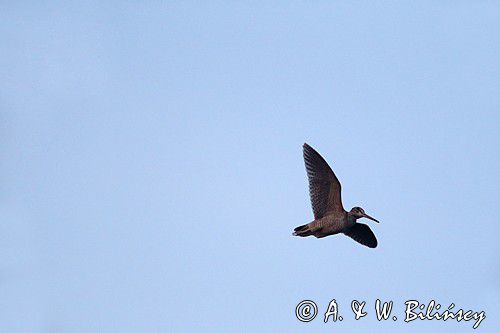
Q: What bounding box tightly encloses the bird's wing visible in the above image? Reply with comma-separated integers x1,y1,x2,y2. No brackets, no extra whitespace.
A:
344,224,378,248
303,143,344,219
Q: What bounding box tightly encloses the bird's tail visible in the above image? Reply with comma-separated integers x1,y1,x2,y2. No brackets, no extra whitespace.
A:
293,224,312,237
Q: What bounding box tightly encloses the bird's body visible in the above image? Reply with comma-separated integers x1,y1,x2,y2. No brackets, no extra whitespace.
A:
293,143,380,248
296,211,348,238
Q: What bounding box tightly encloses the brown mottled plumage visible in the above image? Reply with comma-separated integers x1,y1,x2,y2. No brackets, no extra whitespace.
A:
293,143,380,248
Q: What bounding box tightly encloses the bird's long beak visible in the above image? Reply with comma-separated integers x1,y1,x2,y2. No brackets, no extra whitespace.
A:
363,213,380,223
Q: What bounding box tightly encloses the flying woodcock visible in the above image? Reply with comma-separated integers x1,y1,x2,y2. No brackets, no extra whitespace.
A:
293,143,380,248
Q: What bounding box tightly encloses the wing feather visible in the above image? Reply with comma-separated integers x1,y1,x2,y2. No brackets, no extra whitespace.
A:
303,143,344,219
344,224,378,248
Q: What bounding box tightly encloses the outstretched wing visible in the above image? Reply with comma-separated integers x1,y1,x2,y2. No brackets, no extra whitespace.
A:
344,223,378,248
303,143,344,219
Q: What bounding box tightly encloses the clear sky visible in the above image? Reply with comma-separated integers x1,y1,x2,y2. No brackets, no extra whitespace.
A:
1,2,499,332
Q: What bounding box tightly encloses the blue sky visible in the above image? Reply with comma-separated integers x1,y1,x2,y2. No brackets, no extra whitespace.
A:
1,2,499,332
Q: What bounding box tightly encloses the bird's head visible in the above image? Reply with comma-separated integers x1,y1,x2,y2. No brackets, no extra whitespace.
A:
350,207,380,223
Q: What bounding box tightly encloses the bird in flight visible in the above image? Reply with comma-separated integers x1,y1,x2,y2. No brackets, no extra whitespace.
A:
293,143,380,248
